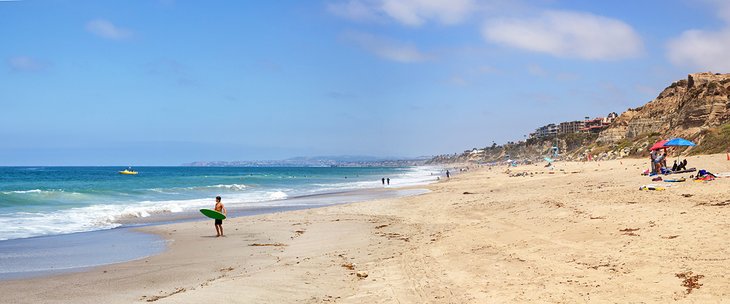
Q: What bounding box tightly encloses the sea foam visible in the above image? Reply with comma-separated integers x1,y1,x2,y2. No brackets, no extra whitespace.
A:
0,166,441,241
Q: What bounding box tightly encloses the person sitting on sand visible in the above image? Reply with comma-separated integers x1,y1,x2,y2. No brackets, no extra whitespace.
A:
677,159,688,171
672,160,678,171
214,196,227,237
654,152,665,174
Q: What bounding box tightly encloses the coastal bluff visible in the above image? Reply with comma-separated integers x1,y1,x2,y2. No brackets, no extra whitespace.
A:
430,72,730,163
598,72,730,144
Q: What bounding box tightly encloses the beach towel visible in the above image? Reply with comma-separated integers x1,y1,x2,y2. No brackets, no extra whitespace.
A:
664,177,686,182
695,169,716,181
639,185,665,191
671,168,696,174
695,175,715,181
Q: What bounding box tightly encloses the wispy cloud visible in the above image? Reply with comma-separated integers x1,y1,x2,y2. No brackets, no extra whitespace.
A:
7,56,47,72
381,0,476,26
700,0,730,22
482,10,643,60
342,31,428,63
86,19,133,40
666,1,730,71
328,0,476,27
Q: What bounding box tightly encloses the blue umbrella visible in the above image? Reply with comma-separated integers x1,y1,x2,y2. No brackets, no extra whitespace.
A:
664,138,696,147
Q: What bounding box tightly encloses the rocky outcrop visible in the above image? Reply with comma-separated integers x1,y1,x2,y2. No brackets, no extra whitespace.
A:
598,72,730,143
430,72,730,164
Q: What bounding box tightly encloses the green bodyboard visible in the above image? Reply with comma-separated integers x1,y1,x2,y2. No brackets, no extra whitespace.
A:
200,209,226,220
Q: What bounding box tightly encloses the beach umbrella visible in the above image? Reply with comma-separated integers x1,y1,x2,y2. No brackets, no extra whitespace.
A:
664,138,696,147
649,139,669,151
663,138,695,166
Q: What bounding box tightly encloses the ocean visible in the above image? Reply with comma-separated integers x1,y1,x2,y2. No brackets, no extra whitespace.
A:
0,166,441,241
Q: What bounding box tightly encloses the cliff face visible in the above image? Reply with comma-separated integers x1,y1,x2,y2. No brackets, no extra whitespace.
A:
430,72,730,164
598,72,730,143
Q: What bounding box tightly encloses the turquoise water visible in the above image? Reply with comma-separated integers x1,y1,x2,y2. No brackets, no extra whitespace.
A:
0,166,439,241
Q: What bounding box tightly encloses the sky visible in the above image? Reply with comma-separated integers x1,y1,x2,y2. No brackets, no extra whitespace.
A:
1,0,730,165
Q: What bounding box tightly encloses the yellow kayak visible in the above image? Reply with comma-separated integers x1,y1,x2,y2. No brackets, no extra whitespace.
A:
119,169,138,175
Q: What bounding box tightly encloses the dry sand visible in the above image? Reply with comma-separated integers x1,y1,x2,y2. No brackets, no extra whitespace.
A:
2,154,730,303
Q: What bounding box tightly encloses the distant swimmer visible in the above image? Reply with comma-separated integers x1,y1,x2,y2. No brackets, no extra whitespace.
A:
387,178,390,185
214,196,227,237
446,170,450,178
382,177,385,185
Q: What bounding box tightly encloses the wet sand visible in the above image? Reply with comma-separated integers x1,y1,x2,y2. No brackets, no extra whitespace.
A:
2,155,729,303
0,188,428,281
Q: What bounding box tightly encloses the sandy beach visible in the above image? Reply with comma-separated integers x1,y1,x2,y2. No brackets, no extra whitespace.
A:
3,154,730,303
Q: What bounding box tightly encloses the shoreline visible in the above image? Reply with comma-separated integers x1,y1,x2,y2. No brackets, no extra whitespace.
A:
2,155,728,303
0,165,442,242
116,186,431,227
0,228,166,280
0,186,431,281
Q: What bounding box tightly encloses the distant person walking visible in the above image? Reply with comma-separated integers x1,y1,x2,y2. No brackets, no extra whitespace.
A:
214,196,227,237
381,177,385,185
386,178,390,185
446,170,450,179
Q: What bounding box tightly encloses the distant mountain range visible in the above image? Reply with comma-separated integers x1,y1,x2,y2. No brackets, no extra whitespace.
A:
183,155,433,167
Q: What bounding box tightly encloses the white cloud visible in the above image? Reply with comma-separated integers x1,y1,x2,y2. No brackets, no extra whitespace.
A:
86,19,132,40
482,10,643,60
666,1,730,71
7,56,46,72
343,31,428,63
381,0,475,26
700,0,730,22
328,0,476,27
667,29,730,72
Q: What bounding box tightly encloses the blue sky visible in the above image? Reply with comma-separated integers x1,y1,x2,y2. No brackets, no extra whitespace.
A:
2,0,729,165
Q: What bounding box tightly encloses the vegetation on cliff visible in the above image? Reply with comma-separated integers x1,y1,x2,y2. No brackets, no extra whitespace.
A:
430,72,730,164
